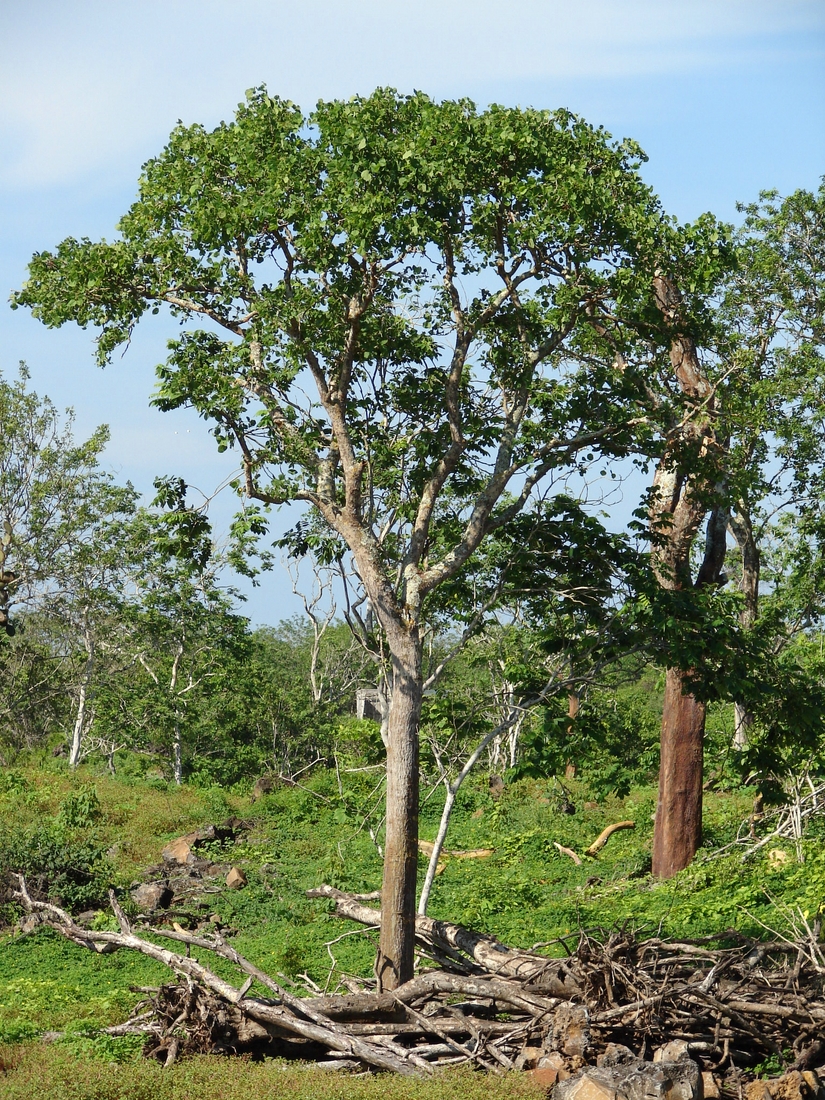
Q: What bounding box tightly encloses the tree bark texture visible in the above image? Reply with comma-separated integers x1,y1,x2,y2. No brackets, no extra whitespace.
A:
651,667,706,878
649,273,720,879
376,631,422,990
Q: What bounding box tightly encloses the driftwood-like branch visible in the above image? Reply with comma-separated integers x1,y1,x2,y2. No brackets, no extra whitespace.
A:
306,884,583,993
16,873,825,1086
552,822,635,865
585,820,636,857
418,840,494,859
553,842,583,865
12,877,421,1076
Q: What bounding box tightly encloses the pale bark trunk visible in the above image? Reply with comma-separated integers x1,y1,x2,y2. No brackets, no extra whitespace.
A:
173,719,183,785
376,630,422,990
651,667,706,877
69,616,95,769
418,710,520,916
170,644,184,785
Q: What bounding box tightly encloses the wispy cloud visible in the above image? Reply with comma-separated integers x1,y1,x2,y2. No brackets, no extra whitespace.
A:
1,0,821,188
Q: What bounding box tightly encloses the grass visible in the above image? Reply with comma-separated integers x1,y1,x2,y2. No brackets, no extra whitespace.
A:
0,760,822,1097
0,1045,548,1100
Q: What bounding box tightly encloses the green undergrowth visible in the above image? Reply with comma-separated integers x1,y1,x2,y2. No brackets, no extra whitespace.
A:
0,762,823,1078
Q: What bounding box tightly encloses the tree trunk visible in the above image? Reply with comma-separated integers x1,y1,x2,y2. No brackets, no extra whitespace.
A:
418,710,521,917
729,510,760,751
376,630,422,990
69,616,95,769
648,274,721,879
652,667,706,877
170,644,184,785
173,717,183,785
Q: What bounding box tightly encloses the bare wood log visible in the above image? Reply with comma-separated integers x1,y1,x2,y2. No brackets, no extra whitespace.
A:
307,885,583,993
553,842,583,865
393,997,498,1073
393,969,561,1016
12,877,423,1077
418,841,494,859
344,1020,520,1036
585,821,636,857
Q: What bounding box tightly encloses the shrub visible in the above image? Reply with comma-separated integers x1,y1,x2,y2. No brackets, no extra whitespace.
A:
0,819,111,916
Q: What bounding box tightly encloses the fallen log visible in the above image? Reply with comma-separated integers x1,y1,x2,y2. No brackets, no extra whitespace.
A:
306,884,583,994
12,877,423,1076
585,820,635,857
418,841,494,859
15,872,825,1085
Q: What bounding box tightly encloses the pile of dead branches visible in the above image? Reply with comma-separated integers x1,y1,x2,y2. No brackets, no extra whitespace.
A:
13,876,825,1084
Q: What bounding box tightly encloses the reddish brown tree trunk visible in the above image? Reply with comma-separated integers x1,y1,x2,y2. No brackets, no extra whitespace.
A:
648,273,720,880
652,668,706,877
376,631,422,990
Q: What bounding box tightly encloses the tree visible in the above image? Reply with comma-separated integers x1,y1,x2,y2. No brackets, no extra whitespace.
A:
0,366,140,765
642,185,825,877
14,88,709,985
105,480,245,783
719,184,825,748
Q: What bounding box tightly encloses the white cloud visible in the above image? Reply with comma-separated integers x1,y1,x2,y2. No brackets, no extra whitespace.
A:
1,0,821,188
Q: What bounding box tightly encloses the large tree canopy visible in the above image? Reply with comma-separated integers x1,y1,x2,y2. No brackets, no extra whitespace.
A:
13,88,726,985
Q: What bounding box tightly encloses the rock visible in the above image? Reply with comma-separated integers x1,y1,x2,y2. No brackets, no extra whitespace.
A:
554,1057,701,1100
746,1071,823,1100
162,833,197,865
515,1045,545,1070
530,1064,567,1090
74,909,101,927
702,1072,721,1100
130,882,173,911
654,1040,691,1063
554,1071,619,1100
18,913,41,934
532,1051,570,1087
767,848,791,870
598,1045,638,1067
162,822,233,865
251,776,275,803
550,1003,591,1058
226,866,247,889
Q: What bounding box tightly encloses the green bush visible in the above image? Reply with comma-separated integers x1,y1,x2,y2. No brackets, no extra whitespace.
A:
0,819,111,915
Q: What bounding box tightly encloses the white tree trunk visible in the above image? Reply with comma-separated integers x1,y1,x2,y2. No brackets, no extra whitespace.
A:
170,643,184,785
68,615,95,769
418,710,521,916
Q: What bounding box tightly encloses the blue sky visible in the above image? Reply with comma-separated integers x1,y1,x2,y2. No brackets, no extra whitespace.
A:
1,0,823,623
